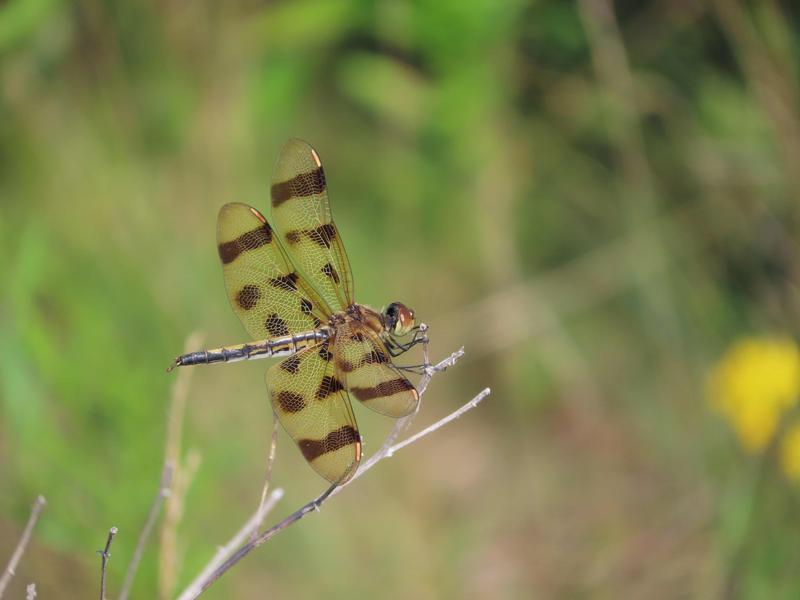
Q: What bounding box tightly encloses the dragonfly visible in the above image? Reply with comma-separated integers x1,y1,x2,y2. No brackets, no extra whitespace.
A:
169,139,426,485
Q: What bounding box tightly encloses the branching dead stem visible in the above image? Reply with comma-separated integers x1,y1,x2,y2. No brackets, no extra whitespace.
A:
0,495,46,600
98,527,118,600
251,410,280,542
175,329,488,600
159,332,204,600
119,463,174,600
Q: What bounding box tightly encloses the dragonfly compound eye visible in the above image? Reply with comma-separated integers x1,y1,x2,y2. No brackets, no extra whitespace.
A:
386,302,415,335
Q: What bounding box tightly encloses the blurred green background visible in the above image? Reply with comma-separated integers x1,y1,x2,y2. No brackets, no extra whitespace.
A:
2,0,800,598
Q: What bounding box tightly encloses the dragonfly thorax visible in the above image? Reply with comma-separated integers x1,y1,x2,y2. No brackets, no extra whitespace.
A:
336,304,386,337
336,303,415,338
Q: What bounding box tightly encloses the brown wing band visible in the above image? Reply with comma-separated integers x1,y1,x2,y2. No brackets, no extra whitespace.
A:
277,391,306,413
350,379,417,402
298,425,360,461
316,375,345,399
271,167,326,207
218,223,273,264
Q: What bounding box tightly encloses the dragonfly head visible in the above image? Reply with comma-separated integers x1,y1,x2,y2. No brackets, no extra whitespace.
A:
384,302,416,336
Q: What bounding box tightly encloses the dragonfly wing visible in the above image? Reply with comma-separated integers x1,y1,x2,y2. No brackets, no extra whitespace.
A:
270,139,354,312
267,340,361,484
333,322,419,417
217,202,331,340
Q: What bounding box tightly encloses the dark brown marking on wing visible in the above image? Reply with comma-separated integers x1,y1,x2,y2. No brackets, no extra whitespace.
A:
337,359,355,373
351,379,416,401
236,284,261,310
298,425,359,462
365,349,388,364
265,313,290,337
271,167,326,208
337,349,386,373
280,355,301,375
218,223,272,264
299,298,322,328
318,342,333,362
350,332,366,343
321,263,340,284
276,390,306,413
285,231,301,245
306,223,337,248
269,272,299,292
316,375,344,400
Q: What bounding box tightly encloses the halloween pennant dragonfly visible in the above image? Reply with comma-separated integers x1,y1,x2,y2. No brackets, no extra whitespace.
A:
169,139,426,485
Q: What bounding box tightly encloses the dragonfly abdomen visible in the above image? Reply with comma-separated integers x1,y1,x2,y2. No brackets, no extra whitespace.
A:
169,328,330,370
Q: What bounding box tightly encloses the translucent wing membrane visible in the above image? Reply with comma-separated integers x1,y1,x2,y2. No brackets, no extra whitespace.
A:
270,139,354,312
334,322,419,417
267,341,361,484
217,202,331,340
212,144,415,486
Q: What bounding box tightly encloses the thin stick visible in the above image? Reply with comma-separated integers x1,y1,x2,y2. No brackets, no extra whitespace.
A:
195,485,337,596
386,387,491,456
159,332,203,600
360,329,450,464
118,463,174,600
0,495,46,599
159,449,201,599
176,332,484,600
175,489,284,600
99,526,118,600
250,410,280,541
185,383,488,599
164,332,203,468
340,339,463,487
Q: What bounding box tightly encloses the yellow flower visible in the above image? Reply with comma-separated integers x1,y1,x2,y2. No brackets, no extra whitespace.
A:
707,337,800,452
781,421,800,480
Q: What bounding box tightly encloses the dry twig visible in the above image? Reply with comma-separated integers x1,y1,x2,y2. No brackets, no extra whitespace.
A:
119,463,174,600
251,411,280,541
0,495,46,599
99,526,118,600
175,488,284,600
159,332,204,600
176,330,488,599
110,332,202,600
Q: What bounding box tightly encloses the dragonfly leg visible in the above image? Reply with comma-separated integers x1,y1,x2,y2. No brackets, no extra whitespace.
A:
385,325,429,357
